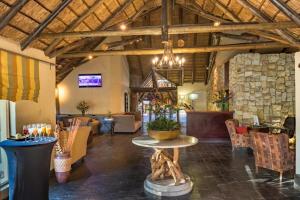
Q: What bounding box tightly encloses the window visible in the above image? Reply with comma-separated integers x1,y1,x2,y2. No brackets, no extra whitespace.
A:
0,101,16,188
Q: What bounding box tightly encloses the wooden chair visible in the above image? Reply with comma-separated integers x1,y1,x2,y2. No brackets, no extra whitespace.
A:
225,119,252,151
251,132,295,181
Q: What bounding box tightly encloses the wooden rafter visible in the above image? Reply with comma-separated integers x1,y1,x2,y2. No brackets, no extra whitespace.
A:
40,22,298,39
192,14,198,84
215,32,260,42
269,0,300,25
206,34,220,84
59,42,288,58
48,0,134,58
44,0,106,56
21,0,72,50
235,0,299,47
0,0,28,31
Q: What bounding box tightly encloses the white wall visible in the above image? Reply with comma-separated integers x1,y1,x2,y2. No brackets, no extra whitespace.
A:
0,36,56,132
58,55,130,114
177,83,207,111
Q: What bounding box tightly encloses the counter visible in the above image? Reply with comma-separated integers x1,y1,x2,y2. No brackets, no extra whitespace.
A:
186,111,234,139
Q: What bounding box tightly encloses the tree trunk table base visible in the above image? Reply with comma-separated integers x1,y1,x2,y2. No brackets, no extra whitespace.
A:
132,135,198,197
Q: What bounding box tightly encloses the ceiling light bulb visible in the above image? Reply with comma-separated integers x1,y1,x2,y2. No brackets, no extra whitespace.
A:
181,58,185,63
175,56,179,61
152,58,157,65
88,55,93,60
213,21,221,26
169,61,173,66
164,56,169,62
120,24,127,30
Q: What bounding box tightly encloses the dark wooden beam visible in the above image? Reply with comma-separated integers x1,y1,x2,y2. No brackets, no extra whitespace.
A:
21,0,72,50
0,0,28,31
210,0,293,46
44,0,106,55
206,34,220,84
161,0,168,41
48,0,134,58
59,42,288,58
269,0,300,25
192,15,198,84
99,37,142,51
236,0,300,47
215,32,260,41
40,22,298,39
130,87,177,92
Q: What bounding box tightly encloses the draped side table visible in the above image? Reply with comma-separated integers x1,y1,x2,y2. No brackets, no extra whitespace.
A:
132,135,198,197
0,137,57,200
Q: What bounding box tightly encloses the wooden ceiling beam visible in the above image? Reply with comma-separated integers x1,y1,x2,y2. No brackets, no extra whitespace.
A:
44,0,106,56
235,0,299,47
48,0,134,58
40,22,298,39
0,0,28,31
269,0,300,25
59,42,288,58
21,0,72,50
215,32,260,41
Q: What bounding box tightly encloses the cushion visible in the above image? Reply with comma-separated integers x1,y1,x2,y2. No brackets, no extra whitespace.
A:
236,126,248,134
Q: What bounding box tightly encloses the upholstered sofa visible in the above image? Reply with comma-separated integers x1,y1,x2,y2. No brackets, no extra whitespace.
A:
58,116,101,135
113,113,142,133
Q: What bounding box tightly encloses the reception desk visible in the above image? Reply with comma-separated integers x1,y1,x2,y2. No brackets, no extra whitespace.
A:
186,111,234,139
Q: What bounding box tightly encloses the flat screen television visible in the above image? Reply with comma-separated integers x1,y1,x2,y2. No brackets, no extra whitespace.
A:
78,74,102,88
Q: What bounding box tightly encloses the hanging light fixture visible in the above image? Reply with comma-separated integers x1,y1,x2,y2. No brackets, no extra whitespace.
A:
152,40,185,70
152,0,185,71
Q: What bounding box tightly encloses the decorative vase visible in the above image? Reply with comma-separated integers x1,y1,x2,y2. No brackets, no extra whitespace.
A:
81,111,85,116
148,130,180,140
54,152,72,183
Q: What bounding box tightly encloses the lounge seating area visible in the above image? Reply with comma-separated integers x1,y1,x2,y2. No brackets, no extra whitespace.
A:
1,0,300,199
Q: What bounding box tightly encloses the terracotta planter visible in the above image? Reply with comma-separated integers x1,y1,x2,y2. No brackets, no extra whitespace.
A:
148,130,180,140
54,152,72,183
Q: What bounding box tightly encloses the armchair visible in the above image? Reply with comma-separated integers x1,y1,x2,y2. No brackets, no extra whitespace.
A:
225,119,252,151
252,132,294,181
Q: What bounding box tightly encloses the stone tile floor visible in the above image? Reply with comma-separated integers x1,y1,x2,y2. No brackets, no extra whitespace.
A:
49,133,300,200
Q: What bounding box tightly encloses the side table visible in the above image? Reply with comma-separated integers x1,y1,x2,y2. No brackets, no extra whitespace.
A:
103,118,115,135
132,135,198,197
0,137,57,200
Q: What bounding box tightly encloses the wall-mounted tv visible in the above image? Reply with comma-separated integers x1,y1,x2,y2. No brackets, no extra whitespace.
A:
78,74,102,88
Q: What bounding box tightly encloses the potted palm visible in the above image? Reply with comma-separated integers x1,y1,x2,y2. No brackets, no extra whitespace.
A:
147,100,181,140
76,101,89,116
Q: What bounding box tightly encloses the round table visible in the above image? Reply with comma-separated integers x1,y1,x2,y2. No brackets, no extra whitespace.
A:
0,137,57,200
132,135,198,197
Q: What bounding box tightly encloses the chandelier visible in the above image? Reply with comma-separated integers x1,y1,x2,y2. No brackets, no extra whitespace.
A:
152,40,185,70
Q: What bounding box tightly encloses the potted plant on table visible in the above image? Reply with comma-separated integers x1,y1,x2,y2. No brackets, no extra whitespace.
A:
212,89,232,111
53,119,80,183
147,100,181,140
76,100,89,116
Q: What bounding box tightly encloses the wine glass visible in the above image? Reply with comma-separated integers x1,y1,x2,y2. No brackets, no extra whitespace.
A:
32,124,38,140
41,124,47,138
46,125,52,139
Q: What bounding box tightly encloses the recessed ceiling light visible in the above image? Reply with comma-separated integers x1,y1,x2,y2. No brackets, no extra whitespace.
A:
213,21,221,27
120,24,127,30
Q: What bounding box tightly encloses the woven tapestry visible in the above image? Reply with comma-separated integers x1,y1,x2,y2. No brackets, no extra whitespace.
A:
0,50,40,102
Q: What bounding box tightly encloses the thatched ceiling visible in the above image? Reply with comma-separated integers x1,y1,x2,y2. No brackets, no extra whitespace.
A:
0,0,300,85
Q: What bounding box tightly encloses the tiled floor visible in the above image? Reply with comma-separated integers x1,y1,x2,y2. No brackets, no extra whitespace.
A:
49,131,300,200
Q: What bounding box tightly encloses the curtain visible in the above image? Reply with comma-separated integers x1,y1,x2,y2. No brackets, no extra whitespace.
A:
0,50,40,102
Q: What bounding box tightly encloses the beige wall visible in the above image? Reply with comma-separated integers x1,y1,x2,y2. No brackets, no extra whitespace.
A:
0,36,56,133
58,55,130,114
178,83,207,111
295,52,300,176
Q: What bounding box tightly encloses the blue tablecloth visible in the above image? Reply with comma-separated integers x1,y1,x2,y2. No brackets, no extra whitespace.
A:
0,137,57,200
0,137,56,147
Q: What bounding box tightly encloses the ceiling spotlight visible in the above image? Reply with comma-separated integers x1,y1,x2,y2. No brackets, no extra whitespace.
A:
213,21,221,26
120,24,127,30
88,55,93,60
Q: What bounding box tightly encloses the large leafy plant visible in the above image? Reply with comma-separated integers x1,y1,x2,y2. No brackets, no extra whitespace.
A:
147,117,180,131
147,99,180,131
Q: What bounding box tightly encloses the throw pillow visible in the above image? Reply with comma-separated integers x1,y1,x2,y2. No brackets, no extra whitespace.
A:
236,126,248,134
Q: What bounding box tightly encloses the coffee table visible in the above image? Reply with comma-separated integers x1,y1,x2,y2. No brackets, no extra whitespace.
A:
132,135,198,196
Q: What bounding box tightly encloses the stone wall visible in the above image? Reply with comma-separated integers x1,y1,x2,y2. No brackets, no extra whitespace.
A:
207,63,225,111
229,53,295,124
